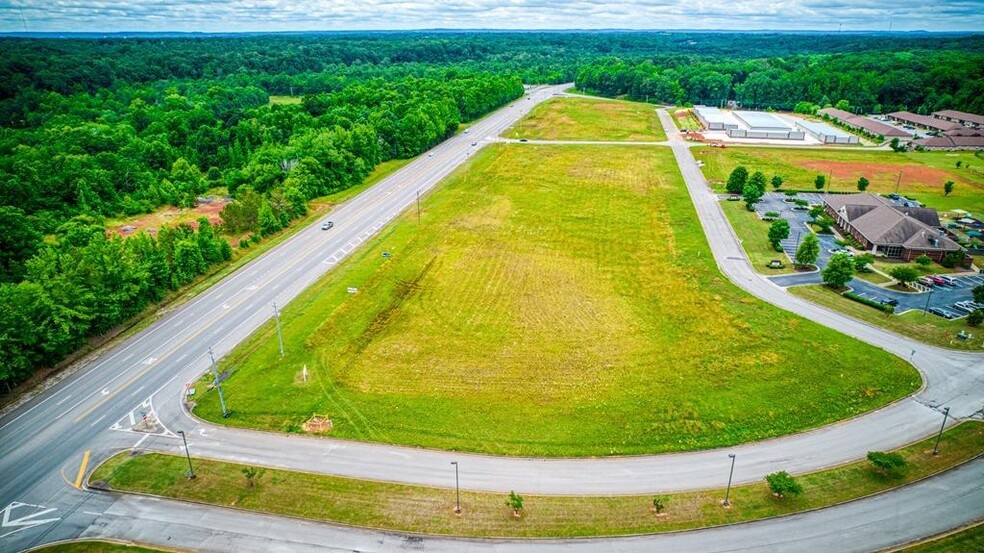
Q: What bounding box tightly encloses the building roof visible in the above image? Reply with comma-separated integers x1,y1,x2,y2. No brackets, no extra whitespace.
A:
817,108,911,138
794,119,853,139
693,106,740,127
733,110,790,130
913,134,984,149
824,193,958,251
933,110,984,127
887,111,963,132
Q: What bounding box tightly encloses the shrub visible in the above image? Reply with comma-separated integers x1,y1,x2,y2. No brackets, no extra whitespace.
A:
506,491,524,515
914,254,932,267
940,251,964,268
765,471,803,498
652,496,669,514
867,451,907,477
794,199,809,207
969,309,984,327
889,266,919,287
764,211,780,218
843,292,895,313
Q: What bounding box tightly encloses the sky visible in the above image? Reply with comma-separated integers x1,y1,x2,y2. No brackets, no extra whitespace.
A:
1,0,983,33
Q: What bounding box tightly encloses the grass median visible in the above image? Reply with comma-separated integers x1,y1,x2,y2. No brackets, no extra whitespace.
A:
790,285,983,351
31,542,166,553
719,200,795,274
90,423,982,538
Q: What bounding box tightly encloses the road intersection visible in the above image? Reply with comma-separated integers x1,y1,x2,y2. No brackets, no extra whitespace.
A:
0,89,980,552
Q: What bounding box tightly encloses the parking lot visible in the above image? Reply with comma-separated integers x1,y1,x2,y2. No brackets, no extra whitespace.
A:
752,192,983,319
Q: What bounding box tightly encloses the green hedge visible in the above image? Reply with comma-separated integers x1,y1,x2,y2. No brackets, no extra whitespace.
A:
843,291,895,313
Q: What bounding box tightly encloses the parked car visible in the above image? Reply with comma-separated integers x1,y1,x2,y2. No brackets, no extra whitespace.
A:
880,298,900,307
321,221,334,230
937,275,956,286
931,276,947,286
917,276,935,287
951,302,975,314
929,307,958,319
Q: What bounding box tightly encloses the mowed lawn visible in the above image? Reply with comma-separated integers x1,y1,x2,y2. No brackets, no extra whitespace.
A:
507,97,667,141
195,144,918,456
694,147,984,213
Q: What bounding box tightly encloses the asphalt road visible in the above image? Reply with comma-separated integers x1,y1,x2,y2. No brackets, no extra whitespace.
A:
0,95,981,552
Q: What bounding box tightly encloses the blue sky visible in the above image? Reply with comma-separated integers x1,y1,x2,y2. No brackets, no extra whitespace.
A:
1,1,983,33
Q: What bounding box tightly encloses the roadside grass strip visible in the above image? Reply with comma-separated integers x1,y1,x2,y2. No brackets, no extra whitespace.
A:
790,285,984,351
718,201,795,274
193,144,917,456
90,423,983,538
895,521,984,552
506,96,667,141
30,542,168,553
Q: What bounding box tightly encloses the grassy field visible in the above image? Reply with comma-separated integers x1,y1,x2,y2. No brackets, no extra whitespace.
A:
506,97,667,141
693,147,984,214
899,522,984,552
90,423,983,538
789,285,983,351
719,200,795,274
32,543,166,553
193,143,918,456
673,108,701,131
268,95,302,105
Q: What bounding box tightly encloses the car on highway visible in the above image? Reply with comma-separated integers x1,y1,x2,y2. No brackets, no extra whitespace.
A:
321,221,334,230
471,142,477,146
463,129,470,134
519,138,528,143
428,153,434,157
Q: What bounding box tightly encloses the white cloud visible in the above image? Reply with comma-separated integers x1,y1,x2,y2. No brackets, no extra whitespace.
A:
0,0,981,32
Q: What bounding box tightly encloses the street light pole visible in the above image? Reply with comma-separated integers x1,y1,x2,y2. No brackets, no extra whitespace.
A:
723,453,736,507
208,347,229,418
922,286,934,315
272,302,285,358
451,461,461,514
932,407,950,455
177,430,195,479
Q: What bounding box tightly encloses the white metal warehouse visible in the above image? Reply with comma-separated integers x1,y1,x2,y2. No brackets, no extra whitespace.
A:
795,119,859,144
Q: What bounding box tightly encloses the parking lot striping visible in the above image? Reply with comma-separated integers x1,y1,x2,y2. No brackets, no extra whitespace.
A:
73,450,90,489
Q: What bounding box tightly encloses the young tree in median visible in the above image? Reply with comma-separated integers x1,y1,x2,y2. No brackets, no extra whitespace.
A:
973,284,984,305
857,177,869,192
889,266,919,288
771,175,784,190
652,496,669,514
822,253,856,288
726,166,749,195
814,174,826,191
241,466,259,487
768,219,790,249
749,171,767,193
765,471,803,498
944,181,955,196
795,233,820,267
743,182,764,211
853,253,874,272
866,451,907,477
506,491,524,516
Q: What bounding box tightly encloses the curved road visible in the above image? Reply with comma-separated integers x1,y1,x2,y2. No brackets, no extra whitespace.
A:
0,91,980,552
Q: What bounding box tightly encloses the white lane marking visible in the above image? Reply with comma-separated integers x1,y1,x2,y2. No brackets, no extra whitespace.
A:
82,511,102,516
89,414,107,427
142,357,156,365
129,385,145,398
100,388,109,396
0,502,59,538
55,395,72,406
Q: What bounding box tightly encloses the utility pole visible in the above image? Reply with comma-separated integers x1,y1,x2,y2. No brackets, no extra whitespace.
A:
451,461,461,514
177,430,195,479
208,347,229,418
272,302,284,358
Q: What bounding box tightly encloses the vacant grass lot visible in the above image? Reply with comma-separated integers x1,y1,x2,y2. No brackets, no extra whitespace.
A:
507,97,666,141
91,423,983,538
195,144,918,456
719,201,796,274
694,148,984,213
790,285,983,351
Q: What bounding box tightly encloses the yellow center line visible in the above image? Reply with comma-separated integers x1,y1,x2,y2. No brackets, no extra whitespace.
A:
74,450,90,489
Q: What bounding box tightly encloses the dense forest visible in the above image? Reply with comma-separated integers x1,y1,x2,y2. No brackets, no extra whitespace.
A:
1,31,982,388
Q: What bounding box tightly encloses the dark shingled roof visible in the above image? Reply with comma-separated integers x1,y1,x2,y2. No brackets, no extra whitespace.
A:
933,109,984,127
887,111,963,132
823,194,959,252
818,108,911,138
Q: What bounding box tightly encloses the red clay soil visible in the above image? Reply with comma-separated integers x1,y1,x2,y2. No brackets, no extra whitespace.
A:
109,199,230,237
799,161,953,184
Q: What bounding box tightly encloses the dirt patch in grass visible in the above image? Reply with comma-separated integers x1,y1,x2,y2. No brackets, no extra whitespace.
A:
107,198,230,237
799,161,952,189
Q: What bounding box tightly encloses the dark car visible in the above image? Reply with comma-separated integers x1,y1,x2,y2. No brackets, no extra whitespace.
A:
880,298,900,307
